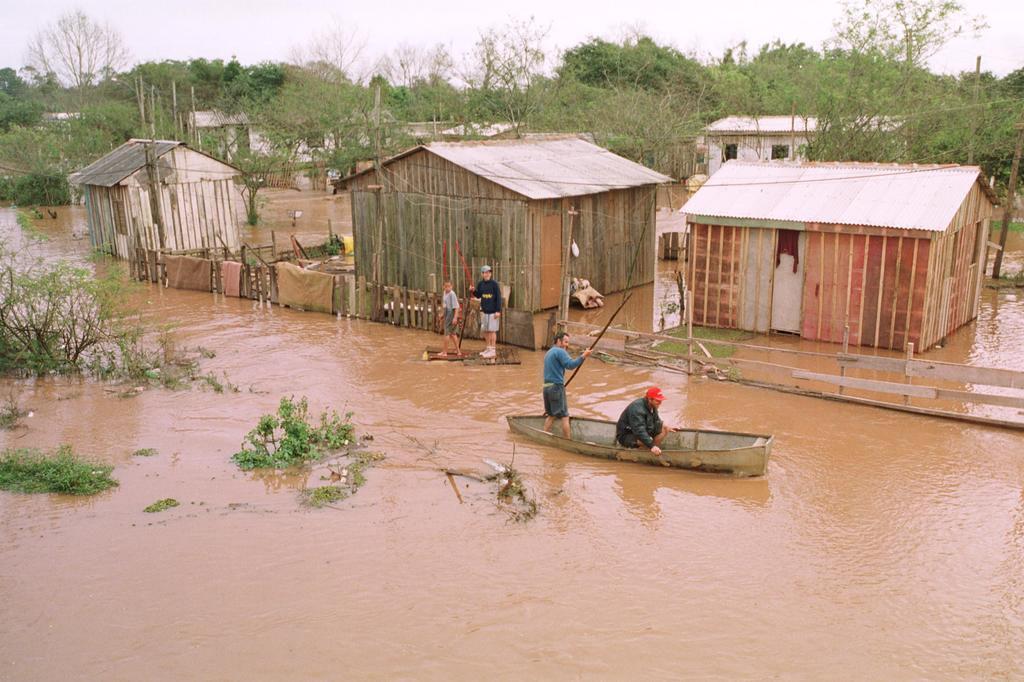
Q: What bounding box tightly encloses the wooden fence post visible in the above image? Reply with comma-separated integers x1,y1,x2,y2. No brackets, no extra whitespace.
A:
904,342,914,406
839,324,850,395
687,289,694,375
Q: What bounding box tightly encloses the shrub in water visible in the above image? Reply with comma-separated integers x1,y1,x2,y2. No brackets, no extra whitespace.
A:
232,396,355,470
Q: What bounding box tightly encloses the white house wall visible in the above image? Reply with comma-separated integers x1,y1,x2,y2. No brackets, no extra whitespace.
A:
706,133,811,176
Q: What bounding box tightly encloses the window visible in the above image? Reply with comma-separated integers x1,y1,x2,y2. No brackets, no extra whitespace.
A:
771,144,790,160
724,144,738,160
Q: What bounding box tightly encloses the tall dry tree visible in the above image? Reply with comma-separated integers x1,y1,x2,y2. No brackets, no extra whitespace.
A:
26,10,129,101
288,20,369,84
464,17,550,134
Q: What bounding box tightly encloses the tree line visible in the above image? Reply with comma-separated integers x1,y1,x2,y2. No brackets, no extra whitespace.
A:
1,1,1022,211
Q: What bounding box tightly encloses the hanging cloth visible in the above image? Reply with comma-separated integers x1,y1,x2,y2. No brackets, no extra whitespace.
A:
776,230,800,273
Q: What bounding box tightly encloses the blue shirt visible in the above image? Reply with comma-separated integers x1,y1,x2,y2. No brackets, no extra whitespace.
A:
543,346,585,385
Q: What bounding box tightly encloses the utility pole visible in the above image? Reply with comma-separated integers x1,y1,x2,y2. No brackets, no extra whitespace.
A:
372,84,384,285
968,56,981,165
790,100,796,160
143,139,167,251
190,86,197,145
172,80,178,139
135,76,146,131
558,206,578,326
992,115,1024,279
149,85,157,138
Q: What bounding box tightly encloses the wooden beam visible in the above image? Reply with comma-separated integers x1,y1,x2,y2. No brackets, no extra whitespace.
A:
837,353,1024,388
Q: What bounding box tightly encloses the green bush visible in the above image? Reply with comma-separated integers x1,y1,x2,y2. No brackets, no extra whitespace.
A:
0,445,118,495
0,240,149,376
0,175,14,202
232,396,355,470
8,172,70,206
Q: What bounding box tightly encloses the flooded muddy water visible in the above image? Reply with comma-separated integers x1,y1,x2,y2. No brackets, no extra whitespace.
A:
2,202,1023,679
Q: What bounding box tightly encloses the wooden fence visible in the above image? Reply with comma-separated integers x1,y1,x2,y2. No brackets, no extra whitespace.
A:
129,244,539,348
562,288,1024,430
659,232,685,260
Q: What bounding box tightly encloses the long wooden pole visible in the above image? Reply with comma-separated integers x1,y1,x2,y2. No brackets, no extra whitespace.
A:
143,140,166,250
968,56,981,165
454,239,473,350
558,206,577,327
564,291,633,388
993,116,1024,279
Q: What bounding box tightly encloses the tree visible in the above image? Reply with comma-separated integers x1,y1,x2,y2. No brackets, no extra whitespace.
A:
231,150,291,225
289,21,368,84
560,35,703,93
376,43,454,88
830,0,986,70
464,17,550,133
25,10,130,95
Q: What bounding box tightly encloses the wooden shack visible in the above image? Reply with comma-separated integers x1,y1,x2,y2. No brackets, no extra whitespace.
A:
345,137,671,315
72,139,243,260
683,161,997,352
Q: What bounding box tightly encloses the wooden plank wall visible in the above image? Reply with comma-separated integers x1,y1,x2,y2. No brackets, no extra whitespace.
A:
350,149,658,313
919,183,990,350
687,223,772,331
84,179,241,260
570,187,657,297
802,229,929,350
352,190,531,308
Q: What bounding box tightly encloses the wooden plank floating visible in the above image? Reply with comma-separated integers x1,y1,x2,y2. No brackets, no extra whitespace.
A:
424,347,522,365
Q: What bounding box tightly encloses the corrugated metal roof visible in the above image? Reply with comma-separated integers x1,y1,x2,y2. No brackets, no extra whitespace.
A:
440,122,514,138
424,138,672,199
707,116,818,134
190,110,251,128
684,161,992,231
72,139,181,187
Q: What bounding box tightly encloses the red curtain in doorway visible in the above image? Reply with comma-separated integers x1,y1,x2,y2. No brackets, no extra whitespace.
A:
776,229,799,273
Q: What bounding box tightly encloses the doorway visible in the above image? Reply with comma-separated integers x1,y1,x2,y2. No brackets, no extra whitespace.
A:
771,229,804,333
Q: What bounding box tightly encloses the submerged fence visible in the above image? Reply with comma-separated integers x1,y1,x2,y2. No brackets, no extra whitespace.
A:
128,243,539,348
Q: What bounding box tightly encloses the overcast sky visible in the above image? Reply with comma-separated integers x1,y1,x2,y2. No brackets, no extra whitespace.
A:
2,0,1021,78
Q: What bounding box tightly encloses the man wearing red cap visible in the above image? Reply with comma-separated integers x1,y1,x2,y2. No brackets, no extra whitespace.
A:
615,387,672,457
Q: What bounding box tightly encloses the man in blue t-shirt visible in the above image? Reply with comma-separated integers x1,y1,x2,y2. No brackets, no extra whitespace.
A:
542,331,592,438
469,265,501,359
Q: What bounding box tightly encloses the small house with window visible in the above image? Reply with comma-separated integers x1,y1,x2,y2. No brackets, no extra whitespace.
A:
682,161,996,351
704,116,816,176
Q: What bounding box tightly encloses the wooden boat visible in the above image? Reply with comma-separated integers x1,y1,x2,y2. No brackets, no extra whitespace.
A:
506,415,771,477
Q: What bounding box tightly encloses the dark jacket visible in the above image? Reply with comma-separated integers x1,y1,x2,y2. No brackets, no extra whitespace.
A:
473,279,502,314
615,398,663,448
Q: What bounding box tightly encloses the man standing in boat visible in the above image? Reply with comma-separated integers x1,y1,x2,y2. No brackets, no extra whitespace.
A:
542,331,592,438
616,387,674,458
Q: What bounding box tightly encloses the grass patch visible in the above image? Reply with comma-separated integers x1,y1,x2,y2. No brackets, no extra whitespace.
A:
301,486,346,507
15,209,47,241
656,326,755,359
132,448,158,457
144,498,179,513
0,393,26,430
232,396,356,470
199,371,239,394
0,445,117,495
993,220,1024,232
